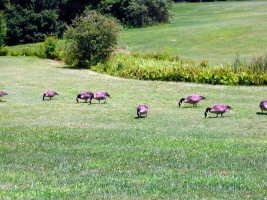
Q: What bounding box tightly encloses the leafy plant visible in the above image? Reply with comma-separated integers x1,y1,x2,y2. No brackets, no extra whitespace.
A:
63,9,120,68
39,36,61,59
92,52,267,86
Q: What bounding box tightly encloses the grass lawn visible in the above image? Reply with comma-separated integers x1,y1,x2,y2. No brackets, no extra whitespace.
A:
120,1,267,65
0,56,266,199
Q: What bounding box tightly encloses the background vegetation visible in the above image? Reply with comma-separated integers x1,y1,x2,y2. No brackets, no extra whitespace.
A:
1,56,266,199
3,1,267,86
1,0,173,45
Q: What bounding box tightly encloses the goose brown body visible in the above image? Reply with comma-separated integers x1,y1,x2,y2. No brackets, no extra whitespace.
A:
92,91,111,104
179,94,205,107
205,104,231,118
0,91,8,101
259,100,267,113
137,105,149,118
43,90,59,101
76,91,94,103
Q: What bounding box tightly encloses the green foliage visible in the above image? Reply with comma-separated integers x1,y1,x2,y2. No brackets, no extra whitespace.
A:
2,0,172,45
39,36,61,59
63,10,120,68
4,4,66,45
92,53,267,86
0,11,6,48
0,47,8,55
126,0,173,27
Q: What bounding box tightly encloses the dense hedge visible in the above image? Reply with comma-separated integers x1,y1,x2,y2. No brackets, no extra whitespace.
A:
92,53,267,86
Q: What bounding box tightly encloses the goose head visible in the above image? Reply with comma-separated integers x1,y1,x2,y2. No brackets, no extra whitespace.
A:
204,107,212,118
178,98,185,107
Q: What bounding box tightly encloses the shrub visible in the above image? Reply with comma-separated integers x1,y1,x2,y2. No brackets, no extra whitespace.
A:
0,47,8,56
63,10,120,68
125,0,173,27
39,36,61,59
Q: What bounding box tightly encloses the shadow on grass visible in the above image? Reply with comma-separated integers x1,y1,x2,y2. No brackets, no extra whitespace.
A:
90,102,108,105
42,99,57,101
135,116,147,119
205,115,231,118
0,100,7,103
56,65,91,70
178,106,204,108
256,112,267,115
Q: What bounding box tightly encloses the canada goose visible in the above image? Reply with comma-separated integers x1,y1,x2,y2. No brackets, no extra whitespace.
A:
91,91,111,104
137,105,149,118
43,90,59,101
76,91,94,103
179,94,205,107
259,100,267,113
0,91,8,101
204,104,232,118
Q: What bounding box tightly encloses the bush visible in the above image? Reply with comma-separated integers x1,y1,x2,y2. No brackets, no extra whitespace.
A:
125,0,173,27
39,36,61,59
0,47,8,56
63,10,120,68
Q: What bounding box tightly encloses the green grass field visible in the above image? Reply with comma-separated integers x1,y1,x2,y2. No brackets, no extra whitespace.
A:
120,1,267,65
1,56,267,199
1,1,267,199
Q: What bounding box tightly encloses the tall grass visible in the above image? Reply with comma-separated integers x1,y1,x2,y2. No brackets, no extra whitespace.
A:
233,52,267,74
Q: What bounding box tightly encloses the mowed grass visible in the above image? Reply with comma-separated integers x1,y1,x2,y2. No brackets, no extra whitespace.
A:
120,1,267,64
0,56,267,199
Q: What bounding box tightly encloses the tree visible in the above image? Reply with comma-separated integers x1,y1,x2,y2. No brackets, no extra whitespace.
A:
4,4,66,45
126,0,173,27
0,11,6,48
63,10,120,67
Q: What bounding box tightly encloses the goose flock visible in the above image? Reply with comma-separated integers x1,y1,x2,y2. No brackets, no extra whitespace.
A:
1,90,267,118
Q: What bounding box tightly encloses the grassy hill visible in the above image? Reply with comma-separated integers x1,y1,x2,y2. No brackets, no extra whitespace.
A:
1,56,266,199
120,1,267,65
